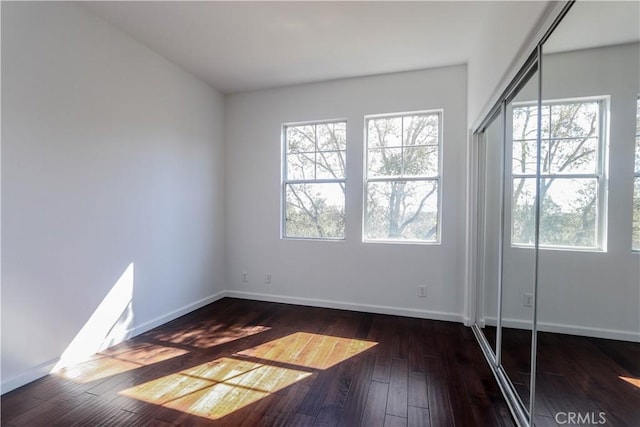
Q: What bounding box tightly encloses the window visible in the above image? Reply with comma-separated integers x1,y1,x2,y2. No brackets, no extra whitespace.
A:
633,98,640,250
511,99,606,249
364,111,441,242
282,120,346,239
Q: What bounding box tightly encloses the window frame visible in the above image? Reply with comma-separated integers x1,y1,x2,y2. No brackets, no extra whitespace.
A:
363,109,444,244
510,96,609,251
281,118,348,241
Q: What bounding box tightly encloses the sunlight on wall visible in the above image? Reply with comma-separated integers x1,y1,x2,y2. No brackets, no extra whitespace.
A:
120,333,377,420
52,263,135,372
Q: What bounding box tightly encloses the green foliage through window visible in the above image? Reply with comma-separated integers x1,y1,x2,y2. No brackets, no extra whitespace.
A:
633,98,640,250
511,100,603,248
364,112,441,242
283,121,346,239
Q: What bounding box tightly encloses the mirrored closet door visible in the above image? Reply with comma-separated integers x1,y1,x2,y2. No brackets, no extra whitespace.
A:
533,1,640,425
472,1,640,426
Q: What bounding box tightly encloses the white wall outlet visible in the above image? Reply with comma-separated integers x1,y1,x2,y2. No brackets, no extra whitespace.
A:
523,293,533,307
418,285,427,297
242,271,248,282
265,273,272,284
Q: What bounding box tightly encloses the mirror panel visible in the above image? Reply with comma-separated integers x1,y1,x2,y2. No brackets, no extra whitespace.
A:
535,1,640,425
477,109,504,355
501,66,539,412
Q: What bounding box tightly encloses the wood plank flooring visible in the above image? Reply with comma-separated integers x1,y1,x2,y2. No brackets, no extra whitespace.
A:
482,326,640,426
2,298,512,426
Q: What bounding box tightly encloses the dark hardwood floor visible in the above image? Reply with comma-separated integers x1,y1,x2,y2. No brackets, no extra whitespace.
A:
2,298,514,426
482,326,640,426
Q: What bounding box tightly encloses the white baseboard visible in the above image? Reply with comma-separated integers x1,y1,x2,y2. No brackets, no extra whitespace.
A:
480,316,640,342
1,290,226,395
224,290,463,323
1,357,60,395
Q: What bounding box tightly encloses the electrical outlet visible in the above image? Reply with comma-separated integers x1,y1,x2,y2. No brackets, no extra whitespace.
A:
418,285,427,297
523,293,533,307
265,273,272,284
242,271,248,283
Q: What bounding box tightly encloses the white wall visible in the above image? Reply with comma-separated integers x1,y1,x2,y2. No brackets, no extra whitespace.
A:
1,2,226,392
224,66,467,320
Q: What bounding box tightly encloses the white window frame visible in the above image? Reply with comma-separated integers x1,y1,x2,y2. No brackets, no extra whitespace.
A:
363,109,443,244
281,119,347,241
510,96,609,251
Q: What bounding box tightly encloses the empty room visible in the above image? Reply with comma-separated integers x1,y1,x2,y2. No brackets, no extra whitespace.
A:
1,1,639,426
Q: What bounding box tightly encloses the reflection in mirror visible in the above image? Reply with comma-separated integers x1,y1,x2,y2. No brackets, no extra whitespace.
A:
535,1,640,425
476,109,504,355
501,66,539,413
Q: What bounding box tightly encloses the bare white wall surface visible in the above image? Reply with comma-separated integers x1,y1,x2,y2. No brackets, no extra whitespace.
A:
224,66,468,321
1,2,226,392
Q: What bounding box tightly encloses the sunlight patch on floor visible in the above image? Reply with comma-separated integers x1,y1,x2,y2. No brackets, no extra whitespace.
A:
120,357,312,420
147,324,271,349
119,333,377,420
620,375,640,389
236,331,378,370
55,342,188,383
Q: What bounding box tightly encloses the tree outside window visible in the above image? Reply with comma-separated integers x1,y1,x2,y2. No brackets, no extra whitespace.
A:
511,99,605,249
364,111,441,243
633,98,640,250
283,121,346,239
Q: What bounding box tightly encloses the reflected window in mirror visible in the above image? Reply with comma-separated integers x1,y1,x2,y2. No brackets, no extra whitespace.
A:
633,97,640,251
511,98,607,250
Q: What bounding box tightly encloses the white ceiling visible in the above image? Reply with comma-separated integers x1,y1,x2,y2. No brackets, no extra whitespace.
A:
84,1,497,94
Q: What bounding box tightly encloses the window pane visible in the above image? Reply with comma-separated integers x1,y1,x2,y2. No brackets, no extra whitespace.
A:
287,152,315,180
368,117,402,148
549,102,599,139
634,178,640,250
546,137,598,174
512,177,598,247
317,122,346,151
636,137,640,173
637,98,640,133
316,151,345,179
287,125,315,153
285,183,345,239
403,114,439,146
368,148,402,177
513,105,545,141
366,180,438,241
403,146,438,177
540,178,597,247
512,178,537,245
512,139,539,175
